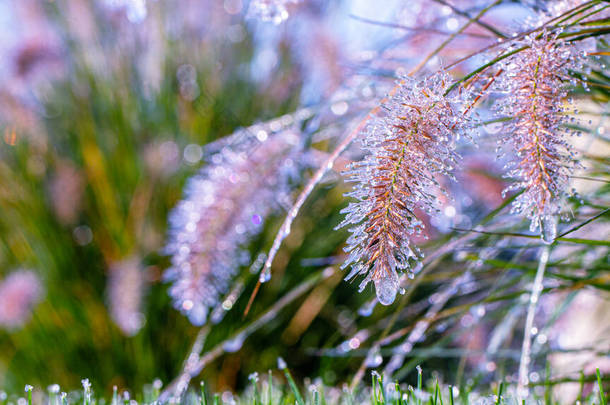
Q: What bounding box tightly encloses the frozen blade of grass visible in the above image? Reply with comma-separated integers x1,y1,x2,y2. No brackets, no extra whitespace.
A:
312,387,320,405
417,366,422,405
598,368,607,405
518,246,551,400
343,384,355,405
200,382,207,405
394,382,401,405
250,373,261,405
253,117,368,279
495,382,504,405
25,385,32,405
281,364,305,405
267,371,273,405
557,208,610,238
376,373,387,404
544,363,552,405
371,374,376,405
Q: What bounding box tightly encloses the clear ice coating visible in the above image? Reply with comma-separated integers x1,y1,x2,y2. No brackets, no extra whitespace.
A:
259,267,272,283
364,348,383,367
374,277,398,306
494,33,580,238
223,334,245,353
337,71,474,300
539,216,557,245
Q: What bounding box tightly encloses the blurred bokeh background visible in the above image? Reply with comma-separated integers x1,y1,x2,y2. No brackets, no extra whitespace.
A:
0,0,608,401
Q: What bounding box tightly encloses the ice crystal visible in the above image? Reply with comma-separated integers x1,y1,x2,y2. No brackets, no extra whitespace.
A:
247,0,300,24
495,33,581,242
0,270,43,329
164,131,300,325
337,71,474,305
107,257,146,336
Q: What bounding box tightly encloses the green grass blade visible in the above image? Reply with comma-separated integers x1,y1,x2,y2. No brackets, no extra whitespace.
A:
201,382,207,405
495,381,504,405
598,368,607,405
281,362,305,405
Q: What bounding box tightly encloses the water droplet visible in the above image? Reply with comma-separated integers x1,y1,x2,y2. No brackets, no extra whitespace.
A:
259,267,272,283
539,216,557,245
186,303,208,326
277,357,287,370
223,334,245,352
364,349,383,367
374,277,398,306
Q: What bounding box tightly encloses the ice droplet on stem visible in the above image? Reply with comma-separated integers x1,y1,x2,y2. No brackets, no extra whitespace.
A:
259,267,272,283
539,216,557,245
223,333,245,353
374,277,398,306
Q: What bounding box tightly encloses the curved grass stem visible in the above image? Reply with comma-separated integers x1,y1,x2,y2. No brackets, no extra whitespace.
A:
517,245,551,400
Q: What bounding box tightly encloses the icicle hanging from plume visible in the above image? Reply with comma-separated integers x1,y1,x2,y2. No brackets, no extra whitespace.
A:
337,71,474,305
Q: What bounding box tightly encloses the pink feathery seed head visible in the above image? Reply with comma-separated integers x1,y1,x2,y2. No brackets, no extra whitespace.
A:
49,161,85,225
495,32,583,243
164,130,301,325
107,257,146,336
0,270,43,330
338,71,476,306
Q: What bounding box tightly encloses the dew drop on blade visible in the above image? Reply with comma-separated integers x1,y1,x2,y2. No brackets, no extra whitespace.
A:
223,334,245,353
364,348,383,367
374,277,397,306
259,267,272,283
539,216,557,245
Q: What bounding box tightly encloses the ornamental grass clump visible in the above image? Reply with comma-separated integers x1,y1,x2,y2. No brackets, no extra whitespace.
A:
337,72,475,305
